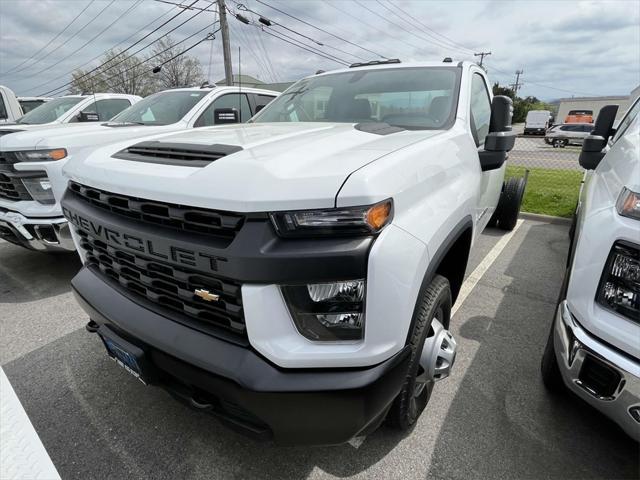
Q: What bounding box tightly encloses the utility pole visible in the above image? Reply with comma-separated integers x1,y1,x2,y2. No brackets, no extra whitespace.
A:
510,69,523,96
217,0,233,86
474,51,491,67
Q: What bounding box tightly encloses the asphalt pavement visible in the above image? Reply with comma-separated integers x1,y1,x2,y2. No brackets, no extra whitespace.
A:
1,219,638,480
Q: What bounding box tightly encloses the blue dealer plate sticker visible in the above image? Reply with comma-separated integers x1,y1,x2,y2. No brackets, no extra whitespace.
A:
102,337,147,385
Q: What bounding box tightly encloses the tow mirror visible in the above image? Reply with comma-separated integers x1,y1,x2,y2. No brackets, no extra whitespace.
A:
479,95,516,171
77,111,100,122
579,105,618,170
214,108,239,124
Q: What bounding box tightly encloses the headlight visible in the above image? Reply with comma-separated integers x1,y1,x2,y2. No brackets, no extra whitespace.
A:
616,188,640,220
270,199,392,237
21,176,55,204
597,242,639,323
13,148,67,162
281,279,366,341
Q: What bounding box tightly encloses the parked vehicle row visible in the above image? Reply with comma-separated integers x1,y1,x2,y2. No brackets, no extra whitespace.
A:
2,62,637,445
0,85,277,251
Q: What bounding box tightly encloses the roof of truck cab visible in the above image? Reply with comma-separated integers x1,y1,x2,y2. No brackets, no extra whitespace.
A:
313,60,474,78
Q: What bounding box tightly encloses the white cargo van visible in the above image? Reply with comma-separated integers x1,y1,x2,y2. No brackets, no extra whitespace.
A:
524,109,552,135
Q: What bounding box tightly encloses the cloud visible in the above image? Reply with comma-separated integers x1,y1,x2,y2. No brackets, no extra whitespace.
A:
0,0,638,101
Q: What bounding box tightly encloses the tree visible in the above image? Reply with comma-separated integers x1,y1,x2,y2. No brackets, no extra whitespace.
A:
69,49,155,96
148,36,205,90
492,83,555,123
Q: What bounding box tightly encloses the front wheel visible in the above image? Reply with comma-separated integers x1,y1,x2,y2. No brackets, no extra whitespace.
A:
387,275,454,430
495,177,527,231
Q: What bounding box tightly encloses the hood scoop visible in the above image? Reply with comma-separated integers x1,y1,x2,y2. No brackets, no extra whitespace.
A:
113,141,243,167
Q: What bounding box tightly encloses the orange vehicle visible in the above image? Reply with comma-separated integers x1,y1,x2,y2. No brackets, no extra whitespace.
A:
565,109,593,123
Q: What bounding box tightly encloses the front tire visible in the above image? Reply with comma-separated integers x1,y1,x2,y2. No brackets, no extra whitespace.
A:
387,275,452,430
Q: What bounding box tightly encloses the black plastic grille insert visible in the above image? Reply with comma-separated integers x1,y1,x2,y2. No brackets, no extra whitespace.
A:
68,181,245,240
78,228,246,337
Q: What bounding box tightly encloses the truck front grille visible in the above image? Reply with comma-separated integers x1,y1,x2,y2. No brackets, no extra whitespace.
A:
77,229,246,338
68,181,245,241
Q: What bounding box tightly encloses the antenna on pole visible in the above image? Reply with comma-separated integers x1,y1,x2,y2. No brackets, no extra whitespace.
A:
238,46,242,122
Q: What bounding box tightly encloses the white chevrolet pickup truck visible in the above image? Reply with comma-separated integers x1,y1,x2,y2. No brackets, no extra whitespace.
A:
0,93,141,136
0,86,277,251
542,97,640,441
62,60,523,444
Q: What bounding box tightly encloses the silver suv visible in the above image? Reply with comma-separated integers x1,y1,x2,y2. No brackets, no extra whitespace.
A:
545,123,594,147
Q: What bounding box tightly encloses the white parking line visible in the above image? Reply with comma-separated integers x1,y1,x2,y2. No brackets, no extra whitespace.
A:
0,367,61,480
452,219,525,317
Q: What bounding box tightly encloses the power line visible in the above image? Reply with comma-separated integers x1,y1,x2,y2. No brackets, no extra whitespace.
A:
510,69,524,95
248,0,388,59
384,0,477,54
260,28,349,66
21,4,180,94
234,2,366,62
374,0,472,55
26,0,145,80
325,0,425,58
97,25,219,92
39,2,206,96
154,0,217,12
0,0,96,76
227,5,351,67
355,0,471,58
4,0,117,78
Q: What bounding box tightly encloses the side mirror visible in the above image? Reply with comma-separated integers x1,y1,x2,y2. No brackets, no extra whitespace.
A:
578,104,618,170
214,108,239,124
77,111,100,122
479,95,516,171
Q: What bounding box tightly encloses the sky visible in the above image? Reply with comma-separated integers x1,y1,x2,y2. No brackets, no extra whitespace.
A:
0,0,638,101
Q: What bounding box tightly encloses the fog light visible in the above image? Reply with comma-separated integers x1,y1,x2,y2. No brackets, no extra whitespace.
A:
281,280,365,341
22,176,55,205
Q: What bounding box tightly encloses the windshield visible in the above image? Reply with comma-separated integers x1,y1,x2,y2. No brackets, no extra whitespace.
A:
253,67,460,130
19,100,47,114
110,90,208,125
17,97,83,124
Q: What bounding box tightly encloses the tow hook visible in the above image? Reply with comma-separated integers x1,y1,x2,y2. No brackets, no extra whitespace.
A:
420,318,457,382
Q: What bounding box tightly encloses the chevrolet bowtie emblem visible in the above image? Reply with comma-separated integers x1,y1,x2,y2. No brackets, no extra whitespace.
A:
194,289,220,302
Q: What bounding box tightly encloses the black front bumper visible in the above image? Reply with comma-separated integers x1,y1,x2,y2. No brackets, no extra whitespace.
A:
72,266,411,445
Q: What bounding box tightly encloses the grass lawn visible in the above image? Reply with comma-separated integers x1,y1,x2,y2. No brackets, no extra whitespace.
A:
506,165,582,218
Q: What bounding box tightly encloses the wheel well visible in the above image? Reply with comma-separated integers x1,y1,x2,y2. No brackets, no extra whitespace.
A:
434,227,472,304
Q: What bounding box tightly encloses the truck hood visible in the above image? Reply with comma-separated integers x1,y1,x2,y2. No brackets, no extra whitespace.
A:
65,122,443,211
0,122,181,151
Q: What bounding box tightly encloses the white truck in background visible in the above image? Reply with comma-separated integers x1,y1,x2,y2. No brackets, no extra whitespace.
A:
0,93,141,136
0,86,23,124
0,86,277,252
524,109,552,135
17,96,53,114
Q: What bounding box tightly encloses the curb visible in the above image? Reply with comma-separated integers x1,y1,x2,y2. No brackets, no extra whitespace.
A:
519,211,572,225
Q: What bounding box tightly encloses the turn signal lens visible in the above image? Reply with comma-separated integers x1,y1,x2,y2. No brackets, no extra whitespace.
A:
616,188,640,220
366,200,392,230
